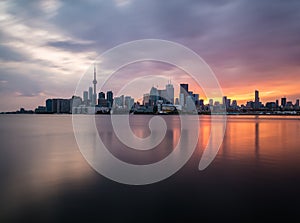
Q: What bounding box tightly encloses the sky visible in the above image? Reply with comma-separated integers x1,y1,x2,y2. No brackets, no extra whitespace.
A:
0,0,300,111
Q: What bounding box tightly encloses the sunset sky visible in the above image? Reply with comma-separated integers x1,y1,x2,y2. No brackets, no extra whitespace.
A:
0,0,300,111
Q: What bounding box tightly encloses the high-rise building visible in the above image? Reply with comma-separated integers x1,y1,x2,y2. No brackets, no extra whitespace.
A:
98,92,105,99
281,97,287,108
232,100,238,109
46,99,53,113
124,96,134,109
276,100,279,108
180,84,188,95
255,90,260,109
296,99,300,108
158,89,167,103
179,93,185,107
107,91,113,108
149,87,159,106
88,87,93,101
180,83,189,105
166,82,174,104
193,94,199,103
143,93,150,106
98,92,106,107
222,96,227,106
209,99,214,106
83,91,88,103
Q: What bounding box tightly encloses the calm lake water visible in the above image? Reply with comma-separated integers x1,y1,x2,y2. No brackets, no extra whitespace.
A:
0,114,300,222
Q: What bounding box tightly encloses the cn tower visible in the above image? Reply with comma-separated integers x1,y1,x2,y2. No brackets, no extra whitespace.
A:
93,64,97,105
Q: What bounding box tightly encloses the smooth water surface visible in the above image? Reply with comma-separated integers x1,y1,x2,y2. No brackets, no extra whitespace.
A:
0,115,300,222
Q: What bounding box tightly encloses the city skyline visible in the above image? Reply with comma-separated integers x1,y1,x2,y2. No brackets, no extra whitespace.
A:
1,1,300,111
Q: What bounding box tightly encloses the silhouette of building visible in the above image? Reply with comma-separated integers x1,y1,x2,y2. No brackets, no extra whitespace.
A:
255,90,260,109
107,91,113,108
281,97,287,108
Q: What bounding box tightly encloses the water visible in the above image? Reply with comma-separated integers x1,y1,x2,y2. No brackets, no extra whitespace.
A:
0,115,300,222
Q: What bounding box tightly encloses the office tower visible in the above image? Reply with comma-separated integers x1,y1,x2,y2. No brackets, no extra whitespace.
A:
83,91,88,103
296,99,300,108
180,84,188,95
255,90,260,109
107,91,113,108
232,100,238,109
98,92,105,99
227,99,231,108
166,81,174,104
93,65,97,105
149,87,159,106
124,96,134,109
209,99,214,106
143,93,150,106
46,99,53,113
276,100,279,108
199,99,204,107
222,96,227,106
113,97,122,107
193,94,199,103
158,89,167,103
71,96,82,109
180,83,189,105
179,93,185,106
186,95,195,112
98,91,106,107
88,87,93,101
120,95,124,107
281,97,287,108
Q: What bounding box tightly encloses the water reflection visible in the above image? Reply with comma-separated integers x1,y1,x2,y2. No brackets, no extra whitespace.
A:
1,115,300,222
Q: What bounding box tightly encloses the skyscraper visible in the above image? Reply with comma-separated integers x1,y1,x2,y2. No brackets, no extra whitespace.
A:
149,86,159,106
166,81,174,104
180,83,188,105
296,99,300,108
222,96,227,107
83,91,88,103
88,87,93,102
98,92,105,99
180,84,188,95
255,90,260,109
107,91,113,108
281,97,287,108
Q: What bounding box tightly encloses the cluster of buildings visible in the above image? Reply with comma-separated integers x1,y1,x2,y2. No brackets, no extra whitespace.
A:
5,67,299,115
